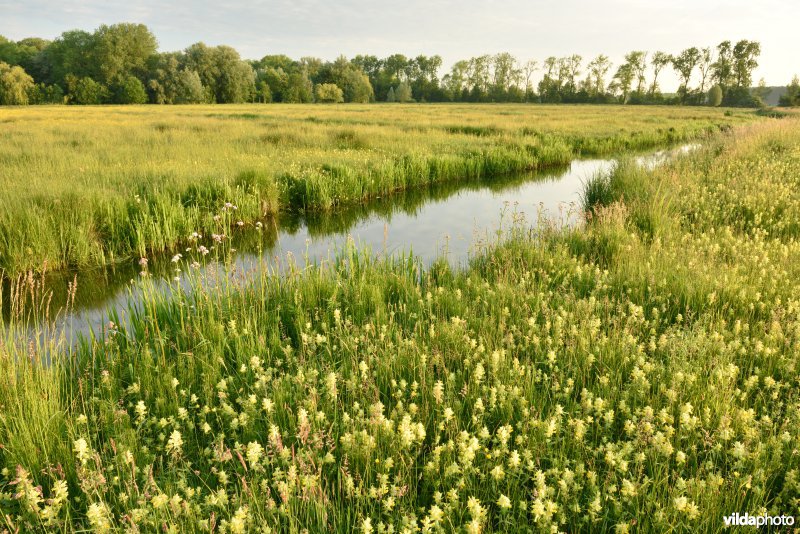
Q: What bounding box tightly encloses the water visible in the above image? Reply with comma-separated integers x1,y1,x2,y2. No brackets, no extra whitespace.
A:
1,144,696,344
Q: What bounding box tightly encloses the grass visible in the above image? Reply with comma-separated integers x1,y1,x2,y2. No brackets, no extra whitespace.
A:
0,104,756,276
1,117,799,532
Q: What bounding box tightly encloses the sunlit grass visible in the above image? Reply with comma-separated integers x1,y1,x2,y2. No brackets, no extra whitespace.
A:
1,117,799,532
0,104,755,275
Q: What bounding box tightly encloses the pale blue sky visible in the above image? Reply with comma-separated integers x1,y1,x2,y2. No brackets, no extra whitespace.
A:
1,0,797,87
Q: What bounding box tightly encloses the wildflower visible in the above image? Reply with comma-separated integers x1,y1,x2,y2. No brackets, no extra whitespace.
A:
166,430,183,456
491,465,505,480
138,257,148,267
74,438,91,465
361,517,373,534
135,400,147,422
326,372,338,398
236,221,244,227
246,442,264,468
87,502,111,533
497,494,512,509
433,380,444,404
229,506,249,534
171,253,182,263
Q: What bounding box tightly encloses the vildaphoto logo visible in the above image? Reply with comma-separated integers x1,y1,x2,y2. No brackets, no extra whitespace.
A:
723,513,795,528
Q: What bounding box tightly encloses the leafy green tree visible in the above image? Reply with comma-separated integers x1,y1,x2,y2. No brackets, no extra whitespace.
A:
611,62,634,103
93,23,157,86
442,60,469,101
753,78,771,104
732,40,760,88
314,83,344,103
538,57,562,103
44,30,97,86
184,43,254,103
256,80,272,103
66,75,109,104
0,61,34,104
696,48,713,94
649,51,671,95
521,60,538,101
707,84,722,106
672,47,701,103
0,36,19,64
147,53,205,104
284,72,313,103
395,81,413,102
386,86,396,102
586,55,611,97
113,75,148,104
779,76,800,106
27,82,64,104
711,41,734,89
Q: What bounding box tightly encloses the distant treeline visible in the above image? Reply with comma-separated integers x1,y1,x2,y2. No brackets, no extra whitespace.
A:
0,23,797,107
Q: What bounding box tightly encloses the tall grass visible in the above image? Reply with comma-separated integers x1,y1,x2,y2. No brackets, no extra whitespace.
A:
0,104,756,276
1,118,799,532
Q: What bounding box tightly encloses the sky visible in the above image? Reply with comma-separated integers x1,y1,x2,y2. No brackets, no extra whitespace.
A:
1,0,798,88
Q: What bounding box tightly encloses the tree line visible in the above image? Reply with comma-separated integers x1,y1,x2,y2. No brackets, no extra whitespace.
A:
0,23,796,107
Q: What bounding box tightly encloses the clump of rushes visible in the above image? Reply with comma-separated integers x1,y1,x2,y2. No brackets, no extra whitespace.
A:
2,119,800,532
0,104,754,276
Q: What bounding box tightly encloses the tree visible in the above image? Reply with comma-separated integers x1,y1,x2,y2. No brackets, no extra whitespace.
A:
586,55,611,97
93,23,157,86
395,81,413,102
779,75,800,106
255,80,272,103
314,83,344,103
44,30,97,86
649,52,671,96
611,62,634,103
624,51,647,95
711,41,734,89
521,60,538,101
386,86,396,102
67,75,109,104
707,85,722,106
538,57,562,103
696,48,713,94
113,75,147,104
27,82,64,104
147,53,207,104
184,43,255,103
672,47,701,103
753,78,771,104
0,61,34,105
732,40,760,89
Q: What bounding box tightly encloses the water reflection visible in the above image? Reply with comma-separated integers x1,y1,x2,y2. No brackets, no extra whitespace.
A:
2,145,695,343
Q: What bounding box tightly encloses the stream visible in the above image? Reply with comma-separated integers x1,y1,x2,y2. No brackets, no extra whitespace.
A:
1,144,696,345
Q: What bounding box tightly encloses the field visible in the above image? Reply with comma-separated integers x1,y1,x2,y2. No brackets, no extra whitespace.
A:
2,108,800,533
0,104,755,276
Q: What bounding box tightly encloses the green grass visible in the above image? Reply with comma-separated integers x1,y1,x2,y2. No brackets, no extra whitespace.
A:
1,118,799,532
0,104,756,276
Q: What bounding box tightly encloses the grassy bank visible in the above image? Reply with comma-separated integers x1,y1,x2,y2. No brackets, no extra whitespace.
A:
0,104,755,276
1,118,799,532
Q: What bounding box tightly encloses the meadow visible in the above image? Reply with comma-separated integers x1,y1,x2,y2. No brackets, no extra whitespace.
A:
1,110,799,532
0,104,755,276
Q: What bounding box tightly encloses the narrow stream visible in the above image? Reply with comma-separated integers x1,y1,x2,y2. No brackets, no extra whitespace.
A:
1,144,696,344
